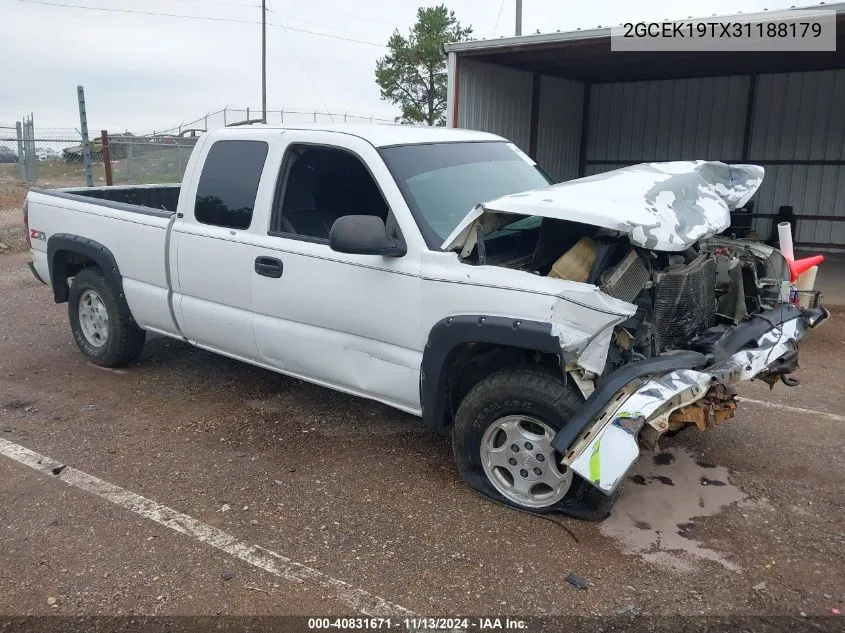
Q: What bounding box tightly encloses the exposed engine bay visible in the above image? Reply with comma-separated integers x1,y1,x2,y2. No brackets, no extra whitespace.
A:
458,216,792,374
442,161,829,495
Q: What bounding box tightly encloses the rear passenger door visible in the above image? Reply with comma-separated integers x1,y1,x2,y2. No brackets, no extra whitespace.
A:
171,133,273,361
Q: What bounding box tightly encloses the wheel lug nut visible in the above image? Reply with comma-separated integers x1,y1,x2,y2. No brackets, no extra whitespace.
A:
519,469,528,478
510,444,519,453
508,458,517,466
524,442,533,450
533,467,542,476
536,454,545,462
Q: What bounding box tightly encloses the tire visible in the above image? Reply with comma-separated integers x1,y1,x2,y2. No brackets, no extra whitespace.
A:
68,267,146,367
452,366,619,521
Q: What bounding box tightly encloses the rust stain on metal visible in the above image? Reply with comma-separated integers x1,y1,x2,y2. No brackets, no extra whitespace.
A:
669,385,737,432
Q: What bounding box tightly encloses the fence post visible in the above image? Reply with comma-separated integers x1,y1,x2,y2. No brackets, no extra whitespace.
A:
126,142,134,181
77,86,94,187
15,121,25,180
31,113,37,181
24,115,37,182
100,130,113,186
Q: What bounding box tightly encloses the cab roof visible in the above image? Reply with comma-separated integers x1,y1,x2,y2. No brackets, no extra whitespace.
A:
207,122,504,148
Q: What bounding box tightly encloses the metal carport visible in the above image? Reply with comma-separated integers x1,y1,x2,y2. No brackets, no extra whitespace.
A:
444,4,845,251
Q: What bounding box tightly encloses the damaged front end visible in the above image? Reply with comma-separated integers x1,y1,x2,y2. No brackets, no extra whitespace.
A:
443,159,830,495
551,303,829,494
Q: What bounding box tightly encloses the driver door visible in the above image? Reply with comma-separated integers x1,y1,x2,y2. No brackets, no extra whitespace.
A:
249,130,425,413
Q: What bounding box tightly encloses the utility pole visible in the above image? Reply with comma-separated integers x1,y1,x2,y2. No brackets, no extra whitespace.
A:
515,0,522,36
261,0,267,123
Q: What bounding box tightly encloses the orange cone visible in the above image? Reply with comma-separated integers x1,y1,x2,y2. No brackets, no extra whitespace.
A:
788,255,824,283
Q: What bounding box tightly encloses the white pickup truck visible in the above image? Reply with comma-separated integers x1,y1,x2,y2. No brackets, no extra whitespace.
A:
24,124,828,519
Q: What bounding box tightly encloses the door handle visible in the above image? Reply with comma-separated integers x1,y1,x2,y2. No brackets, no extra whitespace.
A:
254,256,283,278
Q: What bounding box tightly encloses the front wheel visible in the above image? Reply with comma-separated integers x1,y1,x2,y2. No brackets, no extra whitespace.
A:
68,267,146,367
452,367,619,520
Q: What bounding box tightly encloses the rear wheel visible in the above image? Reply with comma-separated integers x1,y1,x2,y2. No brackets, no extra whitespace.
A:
68,267,145,367
452,366,619,520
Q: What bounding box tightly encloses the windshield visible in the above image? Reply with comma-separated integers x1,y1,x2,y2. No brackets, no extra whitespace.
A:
380,141,552,248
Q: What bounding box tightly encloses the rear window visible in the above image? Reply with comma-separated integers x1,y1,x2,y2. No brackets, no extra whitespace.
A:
195,140,269,230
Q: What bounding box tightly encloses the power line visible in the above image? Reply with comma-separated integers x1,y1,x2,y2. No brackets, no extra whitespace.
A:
289,0,395,26
491,0,506,37
16,0,386,47
279,29,335,123
163,0,262,7
264,5,377,35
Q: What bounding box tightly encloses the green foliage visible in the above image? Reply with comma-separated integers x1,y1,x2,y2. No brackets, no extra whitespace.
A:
375,5,472,126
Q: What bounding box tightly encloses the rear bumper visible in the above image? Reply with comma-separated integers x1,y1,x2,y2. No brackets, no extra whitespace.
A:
554,304,830,495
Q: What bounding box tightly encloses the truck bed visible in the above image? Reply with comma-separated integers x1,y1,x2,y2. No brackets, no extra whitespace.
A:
26,184,179,339
31,184,180,217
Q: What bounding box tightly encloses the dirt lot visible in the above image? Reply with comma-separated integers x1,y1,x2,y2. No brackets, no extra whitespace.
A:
0,176,29,255
0,247,843,629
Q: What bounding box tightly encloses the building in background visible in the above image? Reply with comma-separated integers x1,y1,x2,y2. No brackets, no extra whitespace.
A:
445,4,845,251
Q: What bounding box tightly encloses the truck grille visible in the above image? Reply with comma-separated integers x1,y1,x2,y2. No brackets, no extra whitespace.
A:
653,256,717,353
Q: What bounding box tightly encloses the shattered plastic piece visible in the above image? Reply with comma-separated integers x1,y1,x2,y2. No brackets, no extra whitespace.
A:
565,573,589,590
753,582,766,592
564,311,812,494
221,571,234,581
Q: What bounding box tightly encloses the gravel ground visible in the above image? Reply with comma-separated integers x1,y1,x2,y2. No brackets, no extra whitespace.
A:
0,249,843,625
0,180,28,254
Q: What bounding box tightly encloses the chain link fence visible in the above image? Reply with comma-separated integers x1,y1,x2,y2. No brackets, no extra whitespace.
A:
2,107,397,189
96,134,200,186
0,123,96,188
153,107,396,136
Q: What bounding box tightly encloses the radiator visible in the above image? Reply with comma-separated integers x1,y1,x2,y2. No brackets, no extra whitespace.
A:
653,256,717,353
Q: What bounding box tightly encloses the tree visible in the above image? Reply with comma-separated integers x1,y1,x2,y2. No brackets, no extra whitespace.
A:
375,5,472,126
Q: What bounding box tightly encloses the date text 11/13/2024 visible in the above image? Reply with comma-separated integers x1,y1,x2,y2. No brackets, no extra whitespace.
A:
307,617,528,630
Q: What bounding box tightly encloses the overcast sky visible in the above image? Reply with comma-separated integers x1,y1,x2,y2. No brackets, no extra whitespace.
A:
1,0,805,133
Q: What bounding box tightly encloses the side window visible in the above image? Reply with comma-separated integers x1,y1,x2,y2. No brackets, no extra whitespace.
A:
195,140,269,230
270,144,389,240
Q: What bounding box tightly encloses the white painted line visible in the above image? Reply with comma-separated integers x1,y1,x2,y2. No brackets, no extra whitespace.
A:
736,397,845,423
86,362,126,374
0,438,414,618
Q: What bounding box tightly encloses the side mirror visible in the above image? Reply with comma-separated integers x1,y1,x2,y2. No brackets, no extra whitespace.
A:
329,215,406,257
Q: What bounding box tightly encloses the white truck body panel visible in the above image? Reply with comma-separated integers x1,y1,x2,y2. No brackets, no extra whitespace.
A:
27,193,176,335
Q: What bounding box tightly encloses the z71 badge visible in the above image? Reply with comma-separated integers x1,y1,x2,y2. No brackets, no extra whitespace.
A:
30,229,45,241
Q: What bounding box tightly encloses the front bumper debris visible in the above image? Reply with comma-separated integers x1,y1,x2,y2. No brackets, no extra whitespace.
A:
553,304,829,495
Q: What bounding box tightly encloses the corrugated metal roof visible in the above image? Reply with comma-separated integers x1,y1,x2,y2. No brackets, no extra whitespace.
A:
444,3,845,55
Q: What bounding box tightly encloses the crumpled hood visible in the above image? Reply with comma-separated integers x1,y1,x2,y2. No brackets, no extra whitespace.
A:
442,161,764,254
